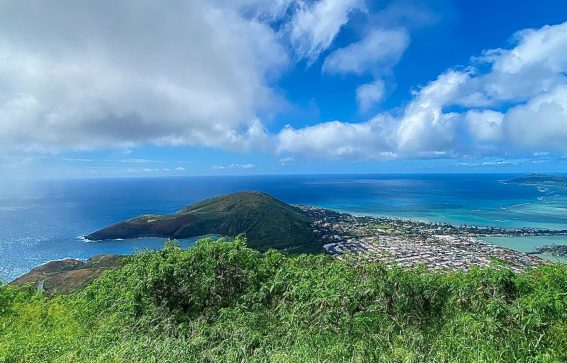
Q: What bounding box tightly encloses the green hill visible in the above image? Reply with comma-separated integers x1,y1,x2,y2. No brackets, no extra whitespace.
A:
86,191,320,253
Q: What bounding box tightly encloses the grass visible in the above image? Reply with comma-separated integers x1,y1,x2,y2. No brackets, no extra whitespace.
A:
1,236,567,362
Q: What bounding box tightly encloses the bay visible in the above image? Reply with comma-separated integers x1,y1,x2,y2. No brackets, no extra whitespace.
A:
1,173,566,281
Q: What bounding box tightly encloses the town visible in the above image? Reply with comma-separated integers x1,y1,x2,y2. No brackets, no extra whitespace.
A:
297,206,563,272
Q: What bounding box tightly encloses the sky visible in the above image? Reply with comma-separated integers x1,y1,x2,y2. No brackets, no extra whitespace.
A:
1,0,567,178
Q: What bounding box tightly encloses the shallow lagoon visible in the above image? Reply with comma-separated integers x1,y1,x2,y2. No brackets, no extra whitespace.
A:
481,235,567,264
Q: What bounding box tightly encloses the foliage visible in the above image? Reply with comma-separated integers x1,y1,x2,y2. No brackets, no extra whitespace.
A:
87,191,319,253
1,237,567,362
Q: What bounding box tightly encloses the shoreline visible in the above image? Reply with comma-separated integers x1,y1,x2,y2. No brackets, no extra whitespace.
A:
9,206,566,282
299,205,554,272
305,203,567,233
295,205,567,237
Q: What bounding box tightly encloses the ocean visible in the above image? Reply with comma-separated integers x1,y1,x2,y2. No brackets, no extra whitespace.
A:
1,174,567,281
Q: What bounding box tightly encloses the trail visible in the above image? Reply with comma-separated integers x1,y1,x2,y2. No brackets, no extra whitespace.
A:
37,278,46,292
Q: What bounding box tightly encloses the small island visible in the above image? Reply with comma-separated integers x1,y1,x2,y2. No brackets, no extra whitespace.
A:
508,173,567,188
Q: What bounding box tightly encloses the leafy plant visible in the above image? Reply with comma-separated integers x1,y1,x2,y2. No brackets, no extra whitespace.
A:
1,237,566,362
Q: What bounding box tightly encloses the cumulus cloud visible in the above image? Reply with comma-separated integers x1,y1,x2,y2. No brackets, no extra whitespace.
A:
356,80,386,111
277,20,567,160
322,27,410,112
322,28,409,75
277,115,397,159
465,110,503,143
394,71,469,154
0,0,286,152
458,22,567,107
2,1,566,163
274,71,469,160
226,0,296,21
503,85,567,151
287,0,365,63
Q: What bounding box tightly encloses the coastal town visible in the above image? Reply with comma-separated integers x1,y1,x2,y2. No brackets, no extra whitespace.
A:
298,206,566,272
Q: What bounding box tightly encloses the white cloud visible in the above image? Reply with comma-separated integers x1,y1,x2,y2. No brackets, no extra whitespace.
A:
277,21,567,160
230,163,256,169
322,27,409,113
394,71,469,153
275,71,471,160
277,115,397,159
503,85,567,152
458,22,567,107
0,0,286,152
117,159,164,164
288,0,365,63
323,28,410,75
226,0,296,21
211,163,256,170
385,21,567,157
2,2,566,163
356,80,386,111
490,23,567,75
175,166,186,171
465,110,503,143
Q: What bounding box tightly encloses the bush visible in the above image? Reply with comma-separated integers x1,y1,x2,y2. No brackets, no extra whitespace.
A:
1,236,566,362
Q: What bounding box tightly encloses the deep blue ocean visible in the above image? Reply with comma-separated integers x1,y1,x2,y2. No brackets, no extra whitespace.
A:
1,174,567,281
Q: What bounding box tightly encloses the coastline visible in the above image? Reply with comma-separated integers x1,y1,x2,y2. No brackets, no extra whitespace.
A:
299,205,559,272
11,205,567,283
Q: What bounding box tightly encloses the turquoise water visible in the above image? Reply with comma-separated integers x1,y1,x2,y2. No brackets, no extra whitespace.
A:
481,236,567,264
1,174,566,281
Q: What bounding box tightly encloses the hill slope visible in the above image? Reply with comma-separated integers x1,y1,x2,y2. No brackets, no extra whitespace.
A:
9,255,124,295
2,238,567,362
86,191,320,253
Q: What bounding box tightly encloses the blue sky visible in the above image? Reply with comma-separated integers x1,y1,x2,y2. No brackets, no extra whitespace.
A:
1,0,567,178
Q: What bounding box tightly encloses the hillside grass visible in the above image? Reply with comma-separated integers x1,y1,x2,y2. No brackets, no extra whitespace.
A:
1,237,567,362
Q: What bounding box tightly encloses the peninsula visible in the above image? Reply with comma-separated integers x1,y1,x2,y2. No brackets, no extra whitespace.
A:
7,191,567,362
85,191,567,274
86,191,320,253
9,255,124,294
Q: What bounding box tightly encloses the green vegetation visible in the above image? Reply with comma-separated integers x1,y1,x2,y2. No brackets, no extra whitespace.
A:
86,191,320,253
2,237,567,362
9,254,124,295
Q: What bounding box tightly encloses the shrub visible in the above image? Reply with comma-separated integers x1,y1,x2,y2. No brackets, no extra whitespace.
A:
1,237,566,362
